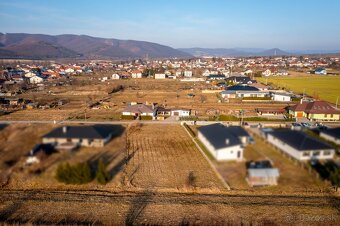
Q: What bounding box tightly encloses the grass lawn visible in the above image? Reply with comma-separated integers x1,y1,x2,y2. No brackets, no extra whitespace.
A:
257,76,340,104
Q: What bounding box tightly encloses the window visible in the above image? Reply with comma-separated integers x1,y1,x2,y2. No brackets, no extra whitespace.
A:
313,151,320,156
303,152,310,157
330,114,333,118
323,150,331,156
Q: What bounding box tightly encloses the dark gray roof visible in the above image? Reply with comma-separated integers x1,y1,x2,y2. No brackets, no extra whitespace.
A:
321,127,340,139
227,126,249,137
226,85,259,91
269,129,332,151
198,123,246,149
43,125,115,139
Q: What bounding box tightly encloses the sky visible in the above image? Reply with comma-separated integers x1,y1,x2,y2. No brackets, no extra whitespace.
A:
0,0,340,50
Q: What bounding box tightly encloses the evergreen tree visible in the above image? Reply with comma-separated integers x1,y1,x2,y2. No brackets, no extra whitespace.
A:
96,159,109,184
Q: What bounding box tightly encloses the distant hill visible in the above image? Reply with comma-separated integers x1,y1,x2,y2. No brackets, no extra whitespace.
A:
178,47,290,57
0,33,192,59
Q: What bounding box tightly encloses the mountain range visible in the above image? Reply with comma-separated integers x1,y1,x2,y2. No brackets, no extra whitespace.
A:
0,33,339,59
178,47,290,57
0,33,191,59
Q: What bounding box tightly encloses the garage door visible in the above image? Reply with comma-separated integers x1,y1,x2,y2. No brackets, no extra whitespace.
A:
297,112,303,117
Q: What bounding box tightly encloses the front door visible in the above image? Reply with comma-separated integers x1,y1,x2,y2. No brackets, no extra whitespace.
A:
237,151,241,159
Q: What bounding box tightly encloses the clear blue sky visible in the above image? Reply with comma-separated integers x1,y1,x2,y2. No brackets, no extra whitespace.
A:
1,0,339,50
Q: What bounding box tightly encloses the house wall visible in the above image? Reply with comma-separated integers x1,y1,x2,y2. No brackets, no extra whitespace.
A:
320,133,340,145
198,131,243,161
155,74,166,79
247,176,278,187
171,110,190,117
267,133,334,160
122,111,133,116
42,137,108,147
273,95,291,102
307,113,340,121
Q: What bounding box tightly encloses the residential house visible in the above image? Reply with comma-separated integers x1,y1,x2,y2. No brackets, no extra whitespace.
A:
122,103,155,117
112,74,120,80
221,86,269,99
267,129,335,160
272,92,292,102
42,125,116,148
315,68,327,75
131,70,142,79
275,70,289,76
288,101,340,121
26,143,55,164
29,75,45,84
207,74,226,81
171,108,191,117
155,73,166,79
197,123,251,161
262,69,272,77
320,127,340,145
246,160,279,187
184,70,193,77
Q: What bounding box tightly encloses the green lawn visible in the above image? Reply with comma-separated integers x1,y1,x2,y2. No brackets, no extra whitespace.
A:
257,76,340,104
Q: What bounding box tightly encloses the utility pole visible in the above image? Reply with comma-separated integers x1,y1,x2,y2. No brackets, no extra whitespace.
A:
336,96,339,109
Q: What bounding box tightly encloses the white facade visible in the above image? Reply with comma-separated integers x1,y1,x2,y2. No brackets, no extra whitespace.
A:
112,74,120,80
131,72,142,78
171,109,190,117
262,69,272,77
198,132,243,161
29,75,44,84
267,133,334,161
155,73,166,79
184,70,193,77
272,93,292,102
320,132,340,145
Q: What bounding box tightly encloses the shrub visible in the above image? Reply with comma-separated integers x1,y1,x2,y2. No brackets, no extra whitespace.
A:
179,116,199,121
56,162,93,184
121,115,136,120
218,115,238,121
140,115,153,120
330,167,340,187
187,171,197,188
96,159,110,185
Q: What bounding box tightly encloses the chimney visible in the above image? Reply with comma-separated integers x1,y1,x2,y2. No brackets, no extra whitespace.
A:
226,139,230,145
62,126,68,134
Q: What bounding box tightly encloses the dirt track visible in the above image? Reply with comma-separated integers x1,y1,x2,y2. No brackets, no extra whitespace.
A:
0,189,339,225
0,189,339,208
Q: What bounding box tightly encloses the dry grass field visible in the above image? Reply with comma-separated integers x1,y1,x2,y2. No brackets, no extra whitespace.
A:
1,123,225,192
0,123,339,225
189,125,331,192
112,123,226,191
0,77,289,121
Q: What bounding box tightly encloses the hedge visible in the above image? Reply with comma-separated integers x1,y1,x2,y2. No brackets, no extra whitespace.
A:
140,115,153,120
121,115,136,120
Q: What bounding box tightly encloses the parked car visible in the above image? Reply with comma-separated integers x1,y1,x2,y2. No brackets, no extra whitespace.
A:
301,122,311,128
291,122,302,130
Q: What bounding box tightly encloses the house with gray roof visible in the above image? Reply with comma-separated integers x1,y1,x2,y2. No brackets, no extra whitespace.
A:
42,125,117,148
320,127,340,145
197,123,251,161
122,103,155,117
267,129,334,160
246,160,279,187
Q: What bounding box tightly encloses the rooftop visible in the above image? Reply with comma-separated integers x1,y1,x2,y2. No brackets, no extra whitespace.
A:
269,129,333,151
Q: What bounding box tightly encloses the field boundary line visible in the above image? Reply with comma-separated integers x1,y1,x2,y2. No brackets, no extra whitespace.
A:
181,123,231,190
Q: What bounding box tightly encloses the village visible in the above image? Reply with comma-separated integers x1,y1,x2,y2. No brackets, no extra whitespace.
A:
0,55,339,195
